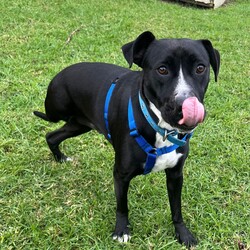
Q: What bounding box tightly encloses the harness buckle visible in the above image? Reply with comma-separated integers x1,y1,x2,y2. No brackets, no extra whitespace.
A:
163,129,178,141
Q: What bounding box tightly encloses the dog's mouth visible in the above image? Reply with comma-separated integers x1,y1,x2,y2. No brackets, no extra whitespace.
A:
178,97,205,127
162,97,205,133
176,124,196,134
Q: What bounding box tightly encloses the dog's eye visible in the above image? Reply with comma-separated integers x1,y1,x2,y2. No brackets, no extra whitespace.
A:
157,66,168,75
196,65,206,74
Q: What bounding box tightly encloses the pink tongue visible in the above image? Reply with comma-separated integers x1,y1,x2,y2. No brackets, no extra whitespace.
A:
178,97,205,127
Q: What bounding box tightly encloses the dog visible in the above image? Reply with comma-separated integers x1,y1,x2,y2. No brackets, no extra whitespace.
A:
34,31,220,247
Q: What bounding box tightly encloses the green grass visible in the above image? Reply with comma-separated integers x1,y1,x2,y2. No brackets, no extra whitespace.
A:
0,0,249,249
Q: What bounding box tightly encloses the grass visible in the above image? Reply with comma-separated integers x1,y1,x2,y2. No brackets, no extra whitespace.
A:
0,0,249,249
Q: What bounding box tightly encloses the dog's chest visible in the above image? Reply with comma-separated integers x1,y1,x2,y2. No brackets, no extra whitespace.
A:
151,133,183,173
147,102,183,172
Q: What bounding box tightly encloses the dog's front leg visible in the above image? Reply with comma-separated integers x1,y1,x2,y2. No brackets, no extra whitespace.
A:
166,167,197,247
112,170,131,243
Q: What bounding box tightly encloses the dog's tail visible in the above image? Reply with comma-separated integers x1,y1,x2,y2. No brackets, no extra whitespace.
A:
33,111,50,121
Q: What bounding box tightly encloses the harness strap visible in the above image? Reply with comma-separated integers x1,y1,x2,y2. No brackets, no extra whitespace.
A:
104,82,116,140
128,98,192,175
104,81,193,175
138,93,166,137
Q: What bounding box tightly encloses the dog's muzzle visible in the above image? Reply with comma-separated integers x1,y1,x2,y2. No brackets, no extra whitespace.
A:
178,97,205,127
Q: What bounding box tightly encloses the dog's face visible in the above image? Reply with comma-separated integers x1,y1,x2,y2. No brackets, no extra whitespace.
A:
122,31,220,132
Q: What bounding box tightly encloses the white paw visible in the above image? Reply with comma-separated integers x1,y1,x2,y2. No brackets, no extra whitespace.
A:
66,157,73,162
113,234,131,243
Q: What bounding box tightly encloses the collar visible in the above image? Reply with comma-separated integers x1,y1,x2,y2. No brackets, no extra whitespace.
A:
138,92,192,147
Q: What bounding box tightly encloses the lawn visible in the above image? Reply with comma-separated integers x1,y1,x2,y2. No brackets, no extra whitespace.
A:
0,0,249,249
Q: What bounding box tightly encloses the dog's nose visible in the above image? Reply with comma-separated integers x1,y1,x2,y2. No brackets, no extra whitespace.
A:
175,93,194,118
175,93,191,107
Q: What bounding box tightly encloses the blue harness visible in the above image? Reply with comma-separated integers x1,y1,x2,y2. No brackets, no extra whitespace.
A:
104,81,193,175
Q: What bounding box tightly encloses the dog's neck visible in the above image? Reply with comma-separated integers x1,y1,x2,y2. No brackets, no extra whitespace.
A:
139,84,194,137
148,101,194,135
148,101,175,131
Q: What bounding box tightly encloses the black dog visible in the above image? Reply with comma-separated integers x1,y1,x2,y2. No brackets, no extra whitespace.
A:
34,31,220,247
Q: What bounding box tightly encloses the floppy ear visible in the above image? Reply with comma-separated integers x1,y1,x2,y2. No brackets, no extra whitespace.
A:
201,40,220,82
122,31,156,68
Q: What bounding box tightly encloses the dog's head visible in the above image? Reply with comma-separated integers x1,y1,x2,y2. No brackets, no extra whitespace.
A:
122,31,220,132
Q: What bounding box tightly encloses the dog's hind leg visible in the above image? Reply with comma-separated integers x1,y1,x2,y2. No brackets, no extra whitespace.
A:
46,117,91,162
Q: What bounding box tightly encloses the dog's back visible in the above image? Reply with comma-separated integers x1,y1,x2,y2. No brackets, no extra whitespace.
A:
35,62,129,124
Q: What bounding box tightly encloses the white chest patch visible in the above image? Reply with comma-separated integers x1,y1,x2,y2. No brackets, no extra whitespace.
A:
152,133,182,172
149,102,183,173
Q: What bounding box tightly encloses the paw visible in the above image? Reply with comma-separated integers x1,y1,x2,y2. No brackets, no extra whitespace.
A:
65,156,73,162
54,154,72,163
112,233,131,243
112,224,131,243
175,223,197,248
